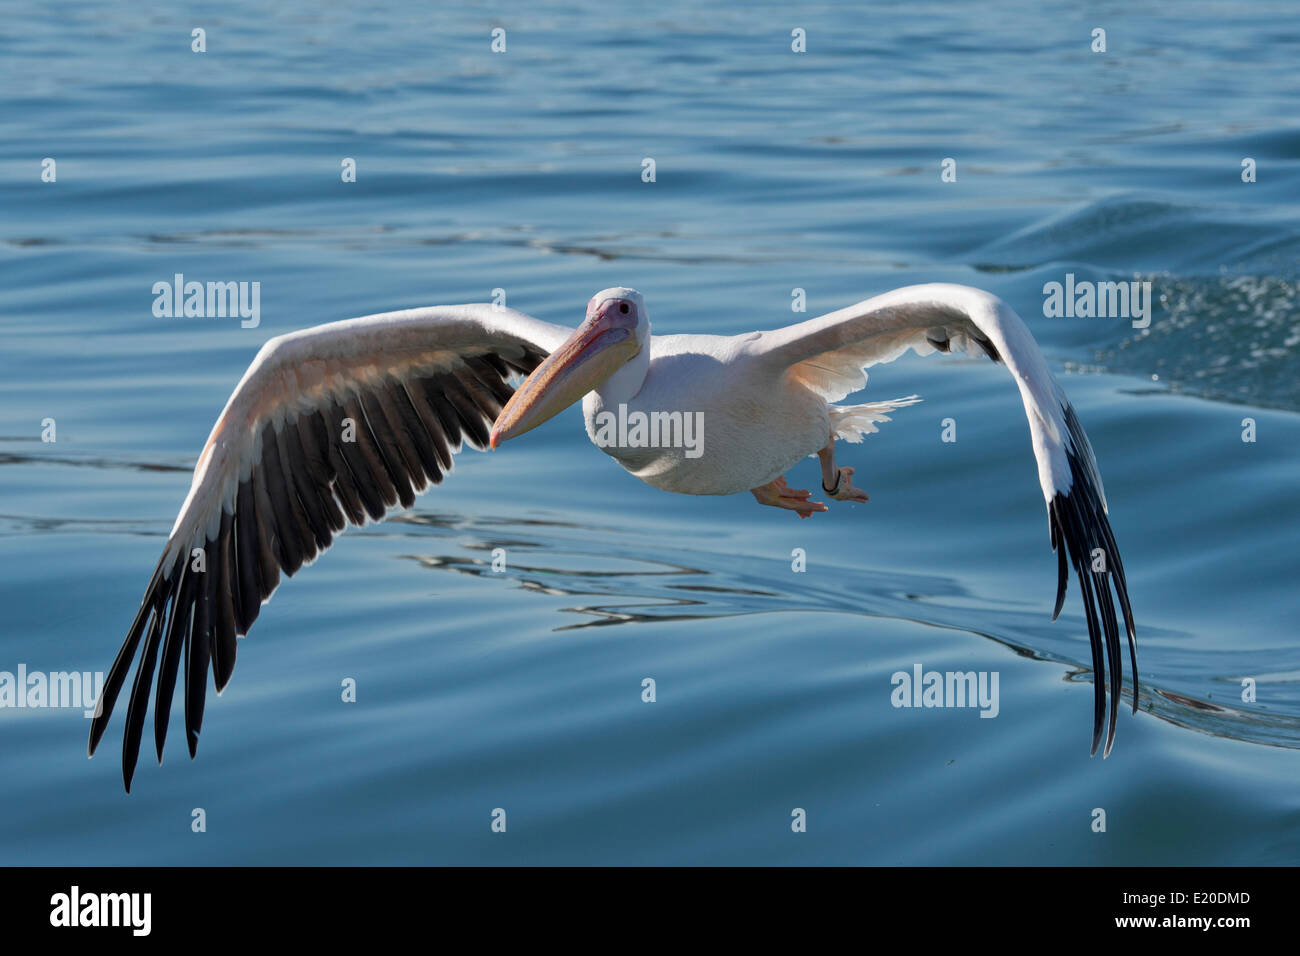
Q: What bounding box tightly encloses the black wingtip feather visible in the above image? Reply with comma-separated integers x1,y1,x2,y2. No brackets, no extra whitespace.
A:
1049,403,1138,758
184,555,212,761
210,510,239,693
1050,509,1068,622
93,338,550,788
153,563,195,763
122,601,166,792
88,557,168,759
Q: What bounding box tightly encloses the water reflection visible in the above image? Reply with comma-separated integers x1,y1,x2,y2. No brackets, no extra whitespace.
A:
6,444,1297,753
391,510,1300,752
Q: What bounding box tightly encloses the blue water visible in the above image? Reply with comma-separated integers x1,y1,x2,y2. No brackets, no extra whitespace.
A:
2,1,1299,864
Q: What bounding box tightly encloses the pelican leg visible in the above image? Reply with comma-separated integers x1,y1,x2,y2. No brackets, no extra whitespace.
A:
750,476,828,519
817,434,869,503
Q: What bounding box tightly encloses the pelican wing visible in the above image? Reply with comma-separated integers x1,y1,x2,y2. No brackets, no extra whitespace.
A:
89,304,571,789
753,283,1137,755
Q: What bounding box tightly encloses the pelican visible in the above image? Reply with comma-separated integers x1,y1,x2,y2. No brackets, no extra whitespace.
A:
89,283,1137,791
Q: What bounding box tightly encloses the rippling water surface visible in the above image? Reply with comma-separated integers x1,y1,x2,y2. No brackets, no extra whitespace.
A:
2,1,1298,864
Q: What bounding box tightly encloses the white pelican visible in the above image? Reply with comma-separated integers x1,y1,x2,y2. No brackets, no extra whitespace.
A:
90,283,1137,790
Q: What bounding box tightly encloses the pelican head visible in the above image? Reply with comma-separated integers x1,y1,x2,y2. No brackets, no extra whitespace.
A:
490,287,647,448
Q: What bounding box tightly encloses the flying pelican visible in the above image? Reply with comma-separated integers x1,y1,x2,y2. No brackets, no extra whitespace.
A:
89,283,1137,790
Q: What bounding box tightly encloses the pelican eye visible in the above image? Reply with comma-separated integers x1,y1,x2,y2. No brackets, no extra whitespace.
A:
619,302,630,314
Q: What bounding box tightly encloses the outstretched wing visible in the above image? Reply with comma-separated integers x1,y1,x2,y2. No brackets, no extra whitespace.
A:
752,283,1137,755
89,304,571,790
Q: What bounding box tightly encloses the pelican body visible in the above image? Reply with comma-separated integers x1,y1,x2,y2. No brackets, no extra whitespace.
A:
91,283,1137,791
584,332,831,495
